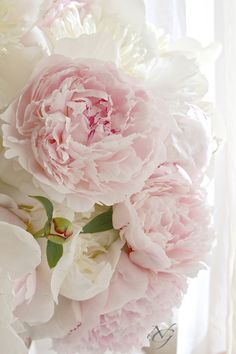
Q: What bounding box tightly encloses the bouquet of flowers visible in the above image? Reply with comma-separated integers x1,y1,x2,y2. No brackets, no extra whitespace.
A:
0,1,215,353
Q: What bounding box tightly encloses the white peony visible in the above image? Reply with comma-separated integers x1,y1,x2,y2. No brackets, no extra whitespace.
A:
51,229,124,302
39,0,165,75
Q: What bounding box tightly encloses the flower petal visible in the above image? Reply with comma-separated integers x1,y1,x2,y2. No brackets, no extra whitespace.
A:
0,326,28,354
0,222,41,279
55,32,118,63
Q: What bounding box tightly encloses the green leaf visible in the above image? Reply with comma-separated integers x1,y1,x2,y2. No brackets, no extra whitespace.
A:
53,217,73,238
30,196,53,223
47,235,68,245
81,208,113,234
46,240,63,268
30,196,54,238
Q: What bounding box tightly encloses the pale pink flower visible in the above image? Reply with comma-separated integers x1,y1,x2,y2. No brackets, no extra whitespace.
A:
52,252,186,354
166,105,212,180
113,164,214,277
2,55,170,211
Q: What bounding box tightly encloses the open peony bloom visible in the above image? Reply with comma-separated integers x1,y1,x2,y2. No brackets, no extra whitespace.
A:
113,164,214,277
51,229,124,302
2,55,170,211
52,252,186,354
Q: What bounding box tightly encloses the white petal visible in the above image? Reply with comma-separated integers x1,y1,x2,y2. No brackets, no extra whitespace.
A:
60,238,123,301
30,296,81,340
54,32,118,63
0,326,28,354
51,235,77,303
147,55,208,101
101,0,146,28
0,272,14,325
0,0,47,42
15,241,54,325
0,43,44,109
0,222,41,279
168,37,222,64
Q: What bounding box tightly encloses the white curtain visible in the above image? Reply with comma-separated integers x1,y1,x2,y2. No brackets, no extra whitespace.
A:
215,1,236,353
147,1,233,354
175,1,231,354
145,0,186,40
145,2,226,353
178,1,236,354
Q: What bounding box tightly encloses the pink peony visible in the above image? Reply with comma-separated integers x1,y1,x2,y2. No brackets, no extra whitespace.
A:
52,252,186,354
166,105,212,181
2,55,170,211
113,164,214,276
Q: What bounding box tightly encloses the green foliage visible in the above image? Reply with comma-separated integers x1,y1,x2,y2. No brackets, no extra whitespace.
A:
46,240,63,268
81,208,113,234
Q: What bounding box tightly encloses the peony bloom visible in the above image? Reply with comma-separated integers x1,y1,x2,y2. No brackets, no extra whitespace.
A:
2,55,170,211
166,105,212,181
52,252,186,354
39,0,164,75
51,229,124,302
20,214,124,340
113,164,214,277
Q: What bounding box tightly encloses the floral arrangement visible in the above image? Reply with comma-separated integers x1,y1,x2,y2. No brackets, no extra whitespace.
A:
0,1,215,353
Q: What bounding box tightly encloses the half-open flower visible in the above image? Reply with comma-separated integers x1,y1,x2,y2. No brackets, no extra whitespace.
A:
113,164,214,277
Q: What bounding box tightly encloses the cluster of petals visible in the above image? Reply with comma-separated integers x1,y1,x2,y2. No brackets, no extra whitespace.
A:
0,0,215,353
51,252,187,354
113,164,214,277
2,55,169,211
